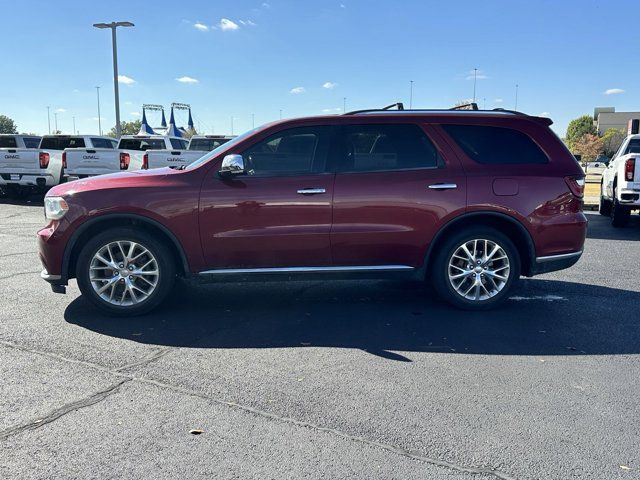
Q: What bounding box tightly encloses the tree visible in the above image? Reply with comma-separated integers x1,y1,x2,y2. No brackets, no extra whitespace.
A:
600,128,625,157
565,115,597,150
108,120,141,137
0,115,18,134
572,133,603,162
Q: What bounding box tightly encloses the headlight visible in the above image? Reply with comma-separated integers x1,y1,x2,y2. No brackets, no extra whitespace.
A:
44,197,69,220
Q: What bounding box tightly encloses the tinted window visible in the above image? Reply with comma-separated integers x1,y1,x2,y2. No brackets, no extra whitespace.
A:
332,124,439,172
170,138,188,150
189,138,231,151
118,138,166,151
110,140,118,149
0,137,17,148
40,136,86,150
23,137,41,148
442,125,548,164
625,139,640,155
90,138,116,149
243,127,329,176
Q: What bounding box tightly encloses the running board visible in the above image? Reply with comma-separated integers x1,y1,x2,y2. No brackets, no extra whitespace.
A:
196,265,416,282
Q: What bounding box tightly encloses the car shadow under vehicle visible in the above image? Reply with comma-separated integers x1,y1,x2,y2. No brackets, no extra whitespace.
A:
586,211,640,241
64,278,640,360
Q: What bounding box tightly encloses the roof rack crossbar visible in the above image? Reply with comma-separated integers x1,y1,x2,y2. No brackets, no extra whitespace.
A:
344,102,405,115
449,102,479,111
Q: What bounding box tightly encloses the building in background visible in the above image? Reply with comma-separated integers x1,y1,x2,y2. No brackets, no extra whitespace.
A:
594,107,640,134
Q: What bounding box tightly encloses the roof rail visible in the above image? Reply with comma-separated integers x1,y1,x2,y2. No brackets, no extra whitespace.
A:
450,103,479,111
344,102,405,115
491,107,528,116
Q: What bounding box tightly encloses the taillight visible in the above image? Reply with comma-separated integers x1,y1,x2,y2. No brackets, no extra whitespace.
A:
39,152,50,169
625,158,635,181
142,153,149,170
120,152,130,170
565,175,585,198
61,151,67,169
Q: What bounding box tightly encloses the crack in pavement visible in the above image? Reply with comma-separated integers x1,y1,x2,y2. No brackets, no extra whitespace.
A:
0,270,41,281
0,340,516,480
0,251,34,258
0,379,130,440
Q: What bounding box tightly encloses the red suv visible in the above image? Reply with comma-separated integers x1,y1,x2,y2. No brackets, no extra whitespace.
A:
38,105,587,315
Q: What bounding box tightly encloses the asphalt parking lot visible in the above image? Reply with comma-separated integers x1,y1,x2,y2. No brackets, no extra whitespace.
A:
1,198,639,480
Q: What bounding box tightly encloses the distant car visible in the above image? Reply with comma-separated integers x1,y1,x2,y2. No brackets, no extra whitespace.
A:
143,135,234,170
584,158,608,175
600,133,640,226
38,105,587,315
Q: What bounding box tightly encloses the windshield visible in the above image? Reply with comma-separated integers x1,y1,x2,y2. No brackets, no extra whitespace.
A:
185,128,259,170
40,136,85,150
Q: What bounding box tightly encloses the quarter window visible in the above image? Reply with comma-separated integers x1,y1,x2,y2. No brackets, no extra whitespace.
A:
23,137,41,148
242,127,329,176
332,124,439,172
442,124,548,165
170,138,188,150
90,138,116,149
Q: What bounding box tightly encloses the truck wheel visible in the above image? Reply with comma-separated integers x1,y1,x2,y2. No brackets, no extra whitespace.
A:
76,227,176,316
611,187,630,228
598,182,612,216
431,227,521,310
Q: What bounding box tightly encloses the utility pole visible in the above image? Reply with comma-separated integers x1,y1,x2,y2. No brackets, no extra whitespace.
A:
96,86,102,135
93,21,134,137
46,106,51,134
515,84,519,110
409,80,414,109
279,109,282,120
73,116,76,134
230,116,234,135
343,97,347,113
473,68,478,103
54,113,58,133
252,113,255,129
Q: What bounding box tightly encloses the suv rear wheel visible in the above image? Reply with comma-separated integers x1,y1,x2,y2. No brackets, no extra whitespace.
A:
76,227,175,316
431,227,521,310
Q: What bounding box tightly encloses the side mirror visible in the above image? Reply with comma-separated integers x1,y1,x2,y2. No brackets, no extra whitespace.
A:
218,154,246,177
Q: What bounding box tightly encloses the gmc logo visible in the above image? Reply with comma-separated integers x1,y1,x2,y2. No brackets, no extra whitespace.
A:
82,155,98,160
4,154,19,159
167,158,184,163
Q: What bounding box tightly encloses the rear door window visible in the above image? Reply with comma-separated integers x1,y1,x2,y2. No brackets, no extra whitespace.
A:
331,124,440,172
23,137,41,148
170,138,188,150
90,138,116,149
118,138,167,151
442,125,548,164
0,137,18,148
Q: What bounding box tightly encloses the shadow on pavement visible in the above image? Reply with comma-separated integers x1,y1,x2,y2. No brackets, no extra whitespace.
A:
586,211,640,241
65,278,640,360
0,194,45,207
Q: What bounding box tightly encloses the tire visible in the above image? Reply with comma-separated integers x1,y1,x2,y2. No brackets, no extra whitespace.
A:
598,182,612,216
76,227,176,316
431,227,521,310
610,186,630,228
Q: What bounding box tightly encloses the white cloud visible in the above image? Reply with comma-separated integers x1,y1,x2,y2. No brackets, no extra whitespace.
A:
538,112,551,117
90,117,105,121
321,108,342,113
55,108,66,113
118,75,136,85
130,112,141,117
72,89,80,93
340,3,346,7
322,81,338,89
466,70,489,80
604,88,624,95
290,86,306,94
176,76,199,84
219,18,240,31
494,98,504,103
239,19,257,26
193,22,209,31
262,2,270,7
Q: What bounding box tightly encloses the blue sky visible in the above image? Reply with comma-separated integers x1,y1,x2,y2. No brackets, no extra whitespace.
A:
1,0,638,137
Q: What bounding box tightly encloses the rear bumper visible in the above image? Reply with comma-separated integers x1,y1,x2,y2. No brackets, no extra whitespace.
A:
531,250,583,275
0,173,56,187
41,269,66,293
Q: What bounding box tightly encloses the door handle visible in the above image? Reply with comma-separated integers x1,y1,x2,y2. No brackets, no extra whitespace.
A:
428,183,457,190
297,188,326,195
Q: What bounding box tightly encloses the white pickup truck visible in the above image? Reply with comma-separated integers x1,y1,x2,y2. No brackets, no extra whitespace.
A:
0,134,42,197
600,133,640,227
0,134,112,196
64,135,192,179
143,135,234,169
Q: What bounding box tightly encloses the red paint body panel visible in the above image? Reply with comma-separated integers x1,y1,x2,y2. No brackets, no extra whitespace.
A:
38,111,587,284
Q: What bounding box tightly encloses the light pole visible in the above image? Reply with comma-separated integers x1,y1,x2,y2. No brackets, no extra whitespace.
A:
230,116,234,135
515,84,519,110
73,116,76,134
252,113,255,129
409,80,414,109
93,21,134,137
343,97,347,113
54,113,58,133
46,106,51,134
95,86,102,135
279,109,282,120
472,68,478,103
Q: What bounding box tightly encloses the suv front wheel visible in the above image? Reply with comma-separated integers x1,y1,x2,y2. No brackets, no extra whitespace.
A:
76,227,175,316
431,227,521,310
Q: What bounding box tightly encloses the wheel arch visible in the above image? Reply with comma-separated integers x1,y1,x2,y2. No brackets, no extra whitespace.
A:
423,211,536,277
62,213,190,282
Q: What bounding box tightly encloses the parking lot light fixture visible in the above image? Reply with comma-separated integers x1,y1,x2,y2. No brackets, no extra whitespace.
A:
93,21,134,137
